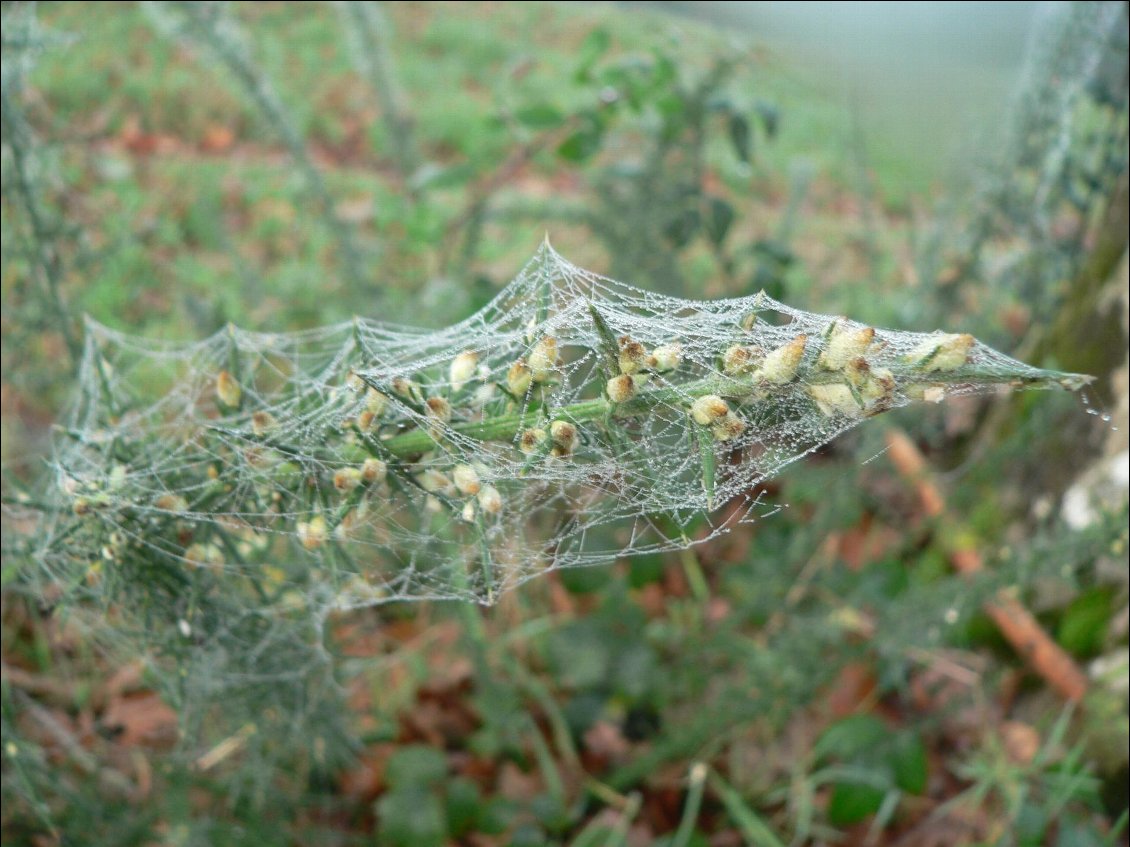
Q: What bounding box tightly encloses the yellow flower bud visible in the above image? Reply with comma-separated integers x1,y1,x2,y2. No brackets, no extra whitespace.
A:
618,337,647,375
477,484,503,516
807,383,863,418
417,469,455,496
756,335,807,384
690,395,730,426
712,411,746,442
366,388,388,416
216,370,242,408
528,337,559,383
251,411,276,436
392,377,423,404
519,427,548,454
333,467,363,492
425,396,451,423
907,333,974,372
649,343,682,373
606,374,636,404
449,351,479,391
297,515,328,550
362,458,387,484
550,420,579,455
507,360,533,396
819,323,875,371
473,383,497,405
808,362,896,418
155,493,189,513
453,464,482,496
356,410,377,432
722,344,762,375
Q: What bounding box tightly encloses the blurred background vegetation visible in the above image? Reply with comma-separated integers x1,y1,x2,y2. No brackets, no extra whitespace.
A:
1,1,1127,845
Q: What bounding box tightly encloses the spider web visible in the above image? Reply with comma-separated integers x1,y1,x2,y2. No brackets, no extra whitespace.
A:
39,243,1082,610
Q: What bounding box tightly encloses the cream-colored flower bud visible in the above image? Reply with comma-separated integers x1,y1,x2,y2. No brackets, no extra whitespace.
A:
712,411,746,442
417,469,455,496
366,387,388,416
356,410,377,432
425,396,451,423
757,335,807,384
618,337,647,375
519,427,548,455
858,364,895,404
473,383,497,406
606,374,636,403
907,333,973,372
333,467,363,492
297,515,328,550
807,383,863,418
155,493,189,513
362,458,387,484
528,337,559,383
722,344,762,375
507,360,533,396
549,420,579,455
477,484,503,516
461,500,476,522
453,463,481,496
649,343,682,373
186,542,224,568
216,370,241,408
251,411,276,436
393,378,423,404
690,395,730,426
449,351,479,391
819,324,875,371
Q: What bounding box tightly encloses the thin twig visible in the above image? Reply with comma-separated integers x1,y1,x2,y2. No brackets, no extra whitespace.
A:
884,428,1089,701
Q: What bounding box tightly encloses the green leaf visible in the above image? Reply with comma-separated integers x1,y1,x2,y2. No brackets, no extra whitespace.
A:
444,777,483,837
588,302,621,377
385,745,448,790
376,787,446,847
704,196,735,246
890,733,928,795
826,781,885,827
559,564,612,594
515,104,565,130
1058,587,1115,657
557,125,603,162
728,112,752,163
815,714,889,760
574,28,611,81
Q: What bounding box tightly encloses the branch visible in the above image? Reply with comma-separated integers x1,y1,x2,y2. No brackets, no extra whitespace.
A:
884,428,1089,702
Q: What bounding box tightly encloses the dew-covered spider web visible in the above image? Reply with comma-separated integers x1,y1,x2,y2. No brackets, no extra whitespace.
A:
39,243,1085,610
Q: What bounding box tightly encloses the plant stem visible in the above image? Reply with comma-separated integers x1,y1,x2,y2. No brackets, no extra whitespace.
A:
380,364,1088,459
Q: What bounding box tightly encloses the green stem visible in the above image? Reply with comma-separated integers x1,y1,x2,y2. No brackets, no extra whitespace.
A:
380,364,1087,459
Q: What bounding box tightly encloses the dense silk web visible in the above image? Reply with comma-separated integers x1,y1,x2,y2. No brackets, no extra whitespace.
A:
40,244,1083,609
